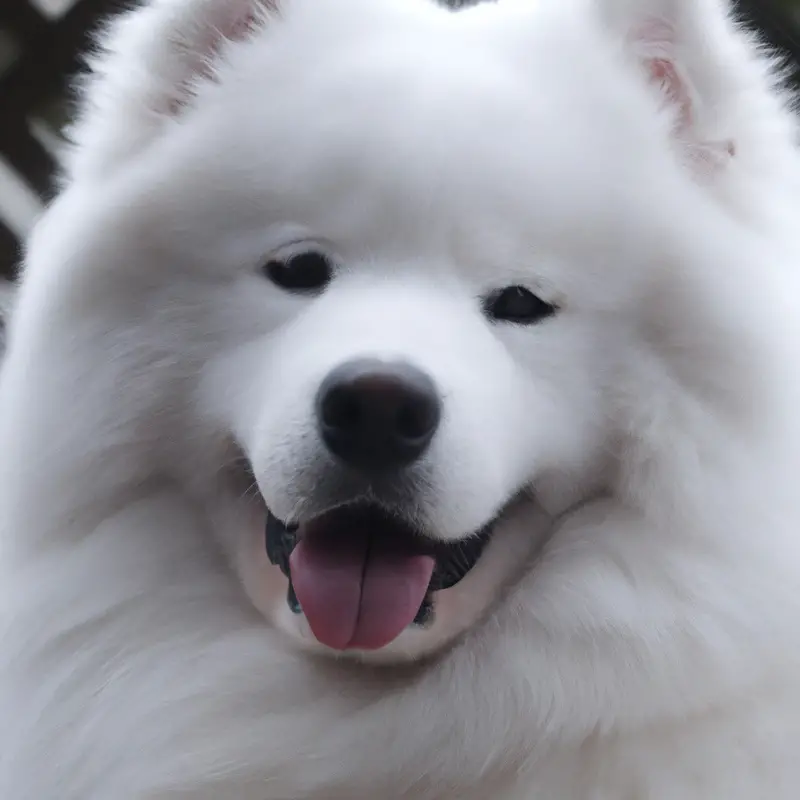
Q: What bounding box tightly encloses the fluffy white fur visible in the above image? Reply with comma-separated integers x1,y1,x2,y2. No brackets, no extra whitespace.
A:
0,280,13,356
3,0,800,796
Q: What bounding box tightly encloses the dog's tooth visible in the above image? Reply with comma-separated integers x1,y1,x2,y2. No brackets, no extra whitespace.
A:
287,580,302,615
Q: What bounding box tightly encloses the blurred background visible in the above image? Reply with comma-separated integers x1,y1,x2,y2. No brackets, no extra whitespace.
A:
1,0,799,283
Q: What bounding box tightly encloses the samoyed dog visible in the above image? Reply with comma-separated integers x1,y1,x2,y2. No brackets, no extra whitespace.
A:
3,0,800,796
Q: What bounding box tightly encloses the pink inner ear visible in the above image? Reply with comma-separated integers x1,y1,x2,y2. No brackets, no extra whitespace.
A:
648,56,693,130
204,0,271,60
166,0,275,115
628,18,693,131
229,0,279,41
226,9,262,43
629,19,736,173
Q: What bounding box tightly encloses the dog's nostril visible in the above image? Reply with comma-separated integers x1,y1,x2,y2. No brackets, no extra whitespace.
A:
315,359,441,471
396,398,436,441
320,387,362,431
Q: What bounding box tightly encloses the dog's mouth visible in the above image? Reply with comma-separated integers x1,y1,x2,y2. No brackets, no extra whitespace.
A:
265,503,496,651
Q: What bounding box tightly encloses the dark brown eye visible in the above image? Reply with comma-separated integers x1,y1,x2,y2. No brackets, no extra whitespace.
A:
263,251,333,293
484,286,558,325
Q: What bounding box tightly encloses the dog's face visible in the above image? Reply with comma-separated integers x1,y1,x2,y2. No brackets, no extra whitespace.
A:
17,0,779,666
156,25,626,658
128,0,637,662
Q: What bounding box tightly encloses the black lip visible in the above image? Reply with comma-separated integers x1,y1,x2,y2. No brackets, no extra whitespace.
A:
265,503,497,626
265,513,297,579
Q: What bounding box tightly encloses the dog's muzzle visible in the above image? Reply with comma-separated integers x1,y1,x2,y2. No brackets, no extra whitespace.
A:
258,357,502,651
265,503,497,651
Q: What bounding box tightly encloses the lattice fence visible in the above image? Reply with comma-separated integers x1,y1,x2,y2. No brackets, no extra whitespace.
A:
0,0,125,280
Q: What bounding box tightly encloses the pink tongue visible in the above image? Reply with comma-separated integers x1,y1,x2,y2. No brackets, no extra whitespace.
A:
289,529,435,651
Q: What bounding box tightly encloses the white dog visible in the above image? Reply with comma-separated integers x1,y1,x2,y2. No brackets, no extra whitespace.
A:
3,0,800,796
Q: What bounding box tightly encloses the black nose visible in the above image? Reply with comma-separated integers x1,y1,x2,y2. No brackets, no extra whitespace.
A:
316,359,441,471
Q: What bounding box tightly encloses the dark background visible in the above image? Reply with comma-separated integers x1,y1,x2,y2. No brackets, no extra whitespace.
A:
1,0,799,281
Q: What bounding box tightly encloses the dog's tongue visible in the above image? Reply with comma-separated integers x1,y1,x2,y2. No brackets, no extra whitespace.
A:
290,528,434,651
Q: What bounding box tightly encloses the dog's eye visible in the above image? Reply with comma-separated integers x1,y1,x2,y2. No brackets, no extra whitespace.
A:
483,286,558,325
263,251,333,293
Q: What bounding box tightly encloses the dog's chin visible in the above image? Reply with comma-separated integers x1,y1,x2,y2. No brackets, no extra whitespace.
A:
234,489,543,665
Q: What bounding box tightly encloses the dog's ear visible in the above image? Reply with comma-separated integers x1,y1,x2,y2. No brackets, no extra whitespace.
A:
64,0,278,184
595,0,775,176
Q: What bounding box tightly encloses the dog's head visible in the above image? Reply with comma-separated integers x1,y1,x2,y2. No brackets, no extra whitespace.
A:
10,0,799,668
